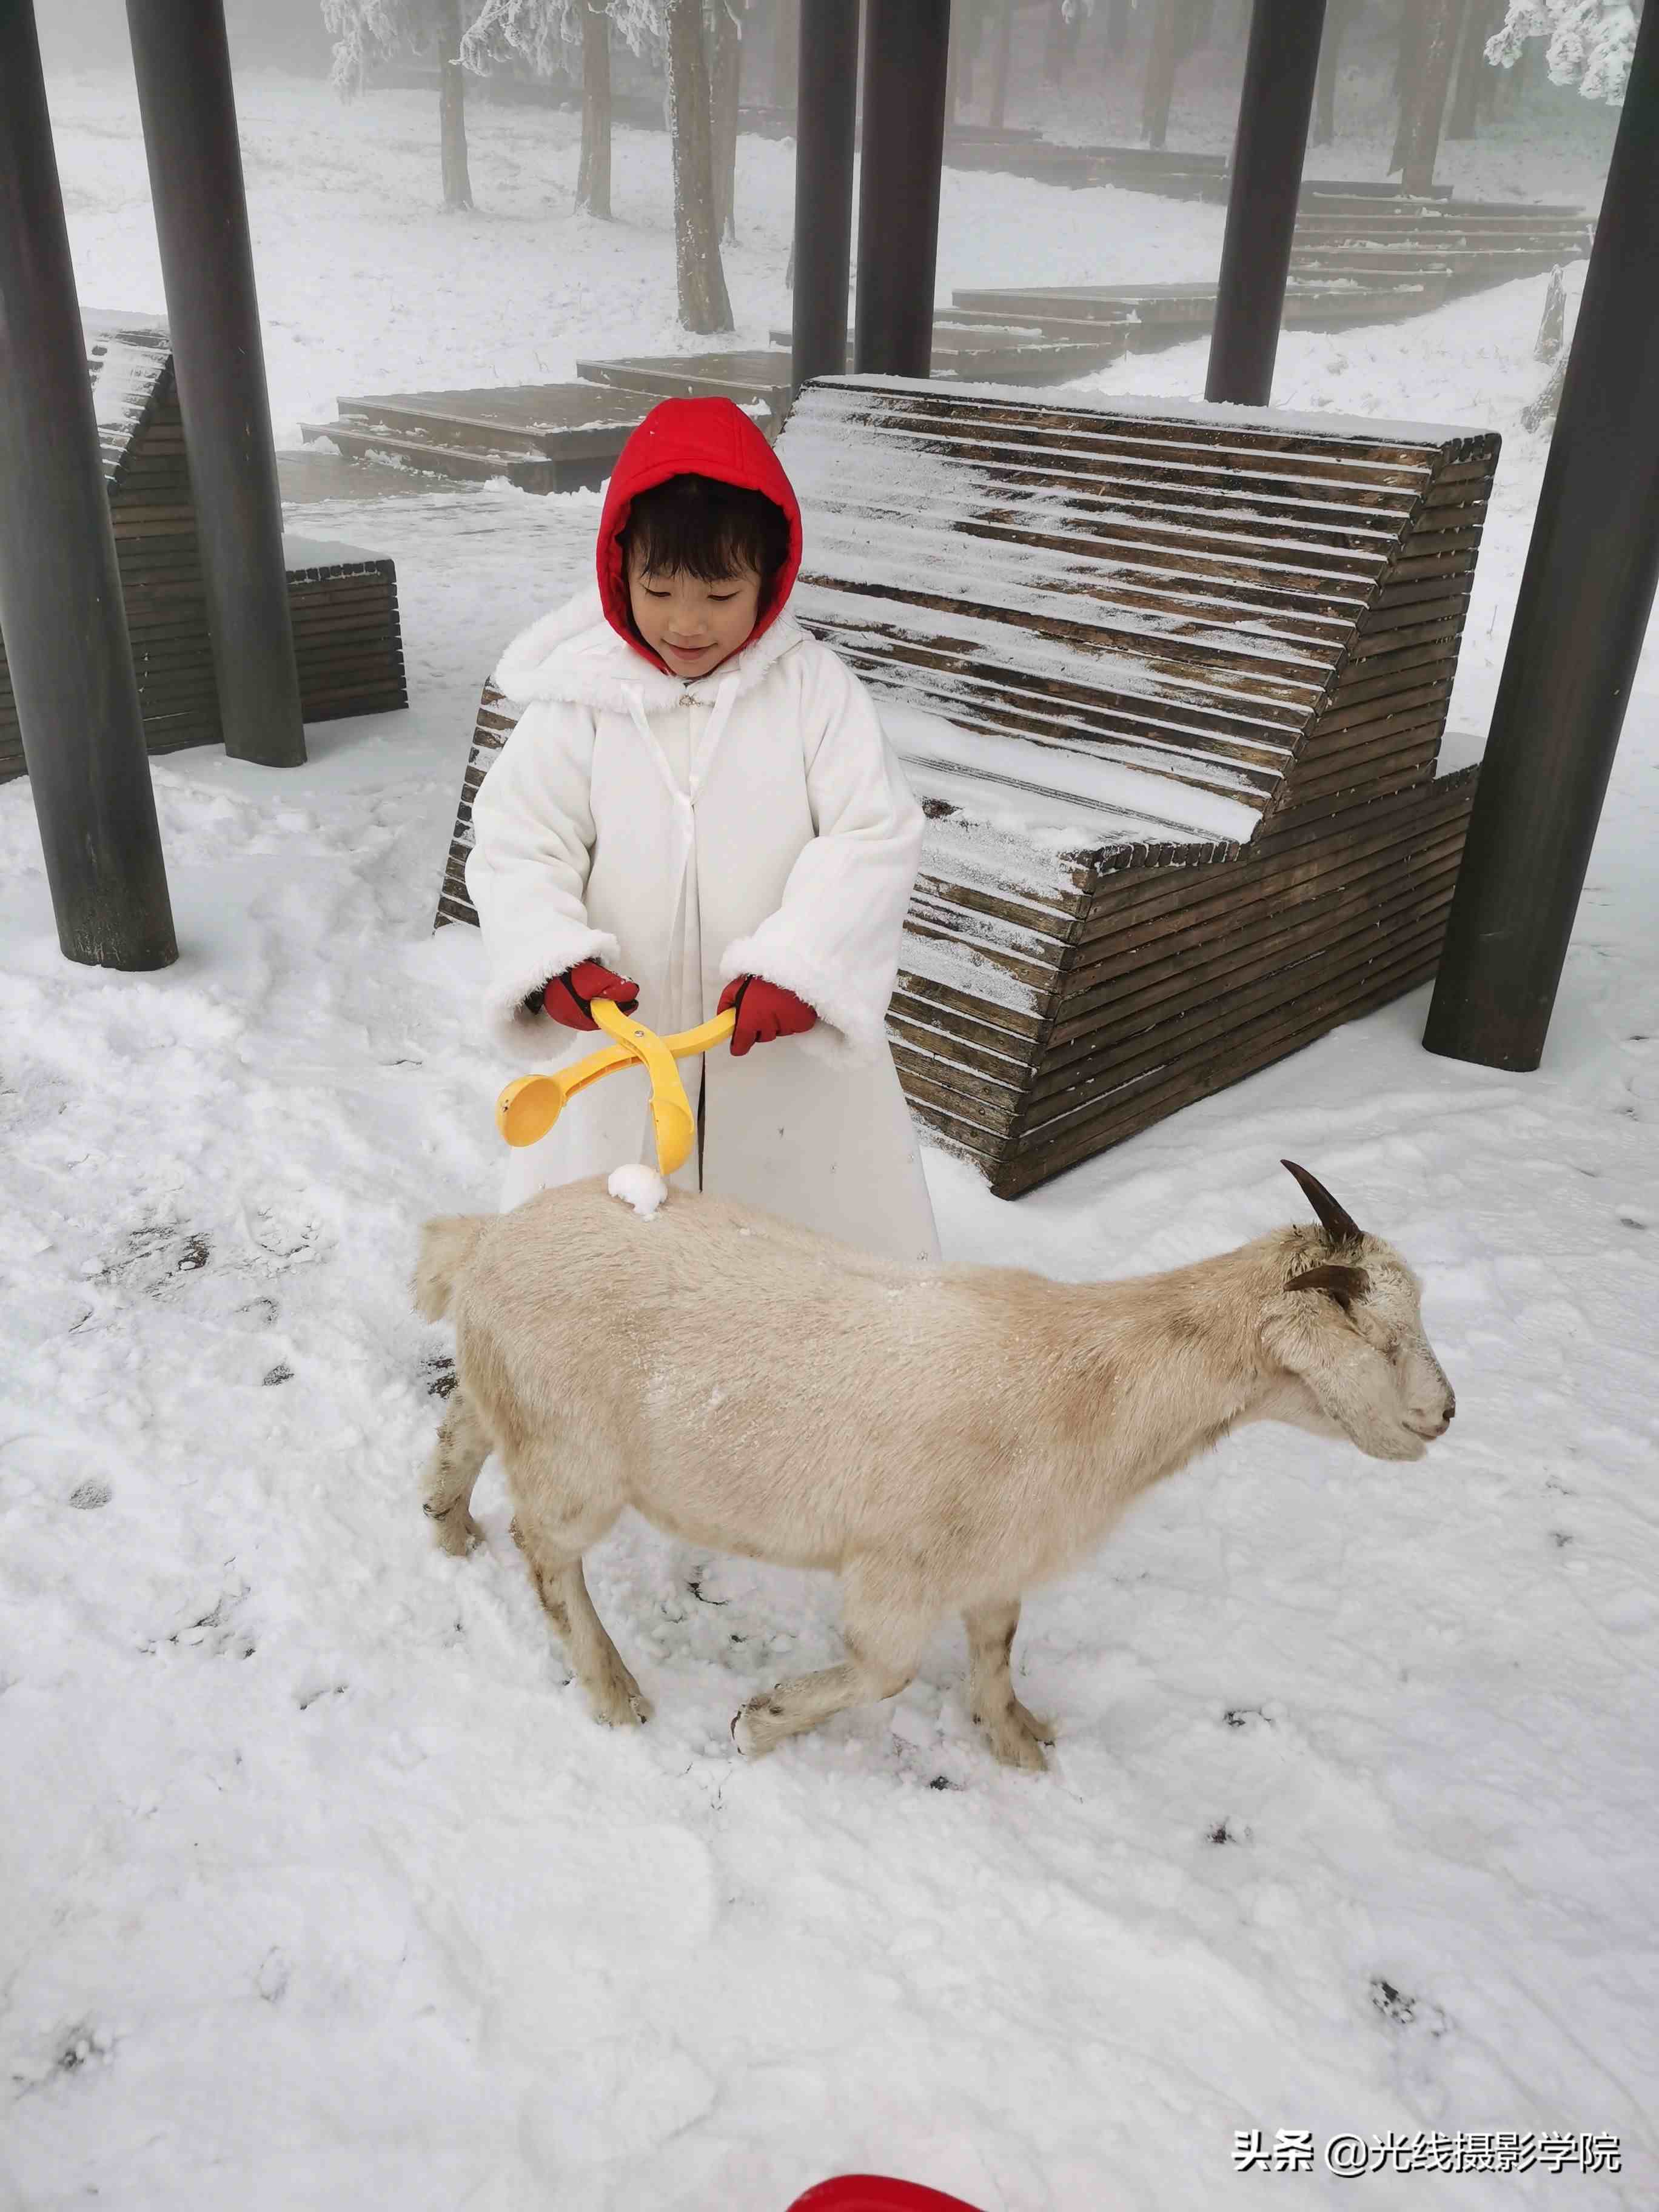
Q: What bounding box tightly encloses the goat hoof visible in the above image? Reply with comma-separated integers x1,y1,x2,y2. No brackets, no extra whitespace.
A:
589,1666,652,1728
982,1701,1052,1772
424,1505,481,1557
731,1700,781,1758
1013,1697,1056,1745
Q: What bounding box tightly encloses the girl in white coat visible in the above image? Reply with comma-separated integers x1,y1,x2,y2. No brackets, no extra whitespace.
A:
466,396,940,1265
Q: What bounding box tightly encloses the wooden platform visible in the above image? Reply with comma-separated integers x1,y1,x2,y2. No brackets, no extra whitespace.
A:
0,314,406,785
433,375,1498,1198
951,273,1452,350
575,350,796,422
301,381,666,494
955,193,1591,346
766,323,1131,382
305,318,1134,496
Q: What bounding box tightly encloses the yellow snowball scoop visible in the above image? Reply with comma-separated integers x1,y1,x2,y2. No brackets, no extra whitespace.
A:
495,997,737,1180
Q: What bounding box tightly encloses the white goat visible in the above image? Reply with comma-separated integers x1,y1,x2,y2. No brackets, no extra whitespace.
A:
414,1161,1453,1771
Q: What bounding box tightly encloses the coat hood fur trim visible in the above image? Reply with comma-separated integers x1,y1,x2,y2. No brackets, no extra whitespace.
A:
717,931,885,1070
494,588,807,712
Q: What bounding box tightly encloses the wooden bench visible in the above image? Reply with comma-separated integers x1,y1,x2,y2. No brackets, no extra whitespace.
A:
1,315,407,783
434,377,1498,1199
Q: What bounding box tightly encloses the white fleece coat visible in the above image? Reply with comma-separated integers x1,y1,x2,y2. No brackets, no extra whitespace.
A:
466,589,940,1264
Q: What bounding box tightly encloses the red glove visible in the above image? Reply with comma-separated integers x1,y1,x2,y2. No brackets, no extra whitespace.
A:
537,959,640,1031
719,974,817,1057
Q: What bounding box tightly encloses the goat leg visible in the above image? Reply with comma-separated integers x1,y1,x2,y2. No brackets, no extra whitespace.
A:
964,1598,1053,1771
420,1386,489,1556
512,1491,651,1727
734,1561,932,1757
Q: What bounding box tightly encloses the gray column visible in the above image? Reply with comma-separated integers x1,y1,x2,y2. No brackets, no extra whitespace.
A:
792,1,861,394
0,0,177,971
1424,0,1659,1070
125,0,306,768
1205,0,1326,407
853,0,951,377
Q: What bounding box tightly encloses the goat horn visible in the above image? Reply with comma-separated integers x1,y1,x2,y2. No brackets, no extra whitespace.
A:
1281,1159,1363,1245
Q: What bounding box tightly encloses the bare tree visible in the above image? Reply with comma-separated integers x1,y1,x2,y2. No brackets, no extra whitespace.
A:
1044,0,1082,82
1447,0,1500,138
326,0,478,209
1313,0,1364,148
771,0,799,104
665,0,734,330
711,0,742,243
437,0,475,205
990,0,1015,122
1394,0,1461,192
576,0,612,214
1142,0,1181,147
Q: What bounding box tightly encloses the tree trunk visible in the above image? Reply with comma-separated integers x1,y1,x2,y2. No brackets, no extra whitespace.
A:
1520,349,1567,435
1175,0,1215,61
990,0,1014,122
1395,0,1425,93
1447,0,1498,138
1313,0,1359,148
575,0,612,217
436,0,472,210
1534,264,1566,360
1392,0,1426,167
665,0,734,331
1397,0,1460,190
712,0,742,243
1107,0,1131,58
772,0,799,106
1043,0,1065,82
1142,0,1181,147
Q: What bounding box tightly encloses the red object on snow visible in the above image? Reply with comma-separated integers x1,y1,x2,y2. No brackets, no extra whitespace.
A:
594,396,804,673
785,2179,987,2212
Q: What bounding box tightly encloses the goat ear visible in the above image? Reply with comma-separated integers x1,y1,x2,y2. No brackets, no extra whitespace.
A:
1262,1285,1424,1463
1281,1159,1363,1246
1285,1261,1370,1314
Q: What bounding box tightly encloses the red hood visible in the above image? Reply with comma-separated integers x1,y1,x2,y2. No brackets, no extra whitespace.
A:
595,397,803,672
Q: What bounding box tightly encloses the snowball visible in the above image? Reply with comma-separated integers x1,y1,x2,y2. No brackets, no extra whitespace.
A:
608,1164,669,1219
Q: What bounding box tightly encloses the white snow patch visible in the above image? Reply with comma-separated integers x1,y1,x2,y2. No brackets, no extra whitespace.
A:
608,1163,669,1218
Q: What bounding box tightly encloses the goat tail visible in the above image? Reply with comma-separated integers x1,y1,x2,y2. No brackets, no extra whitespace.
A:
414,1214,491,1322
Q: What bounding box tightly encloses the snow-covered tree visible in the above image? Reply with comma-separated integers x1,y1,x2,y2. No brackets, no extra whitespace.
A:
460,0,658,216
1486,0,1641,103
323,0,481,207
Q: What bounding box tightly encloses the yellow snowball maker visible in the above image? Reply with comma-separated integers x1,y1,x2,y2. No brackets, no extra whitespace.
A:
495,997,737,1179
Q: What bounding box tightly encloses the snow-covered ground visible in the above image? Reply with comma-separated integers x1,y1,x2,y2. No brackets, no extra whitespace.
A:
2,59,1655,2212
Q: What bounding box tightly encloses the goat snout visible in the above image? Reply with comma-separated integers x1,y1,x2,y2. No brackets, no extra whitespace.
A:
1410,1390,1455,1441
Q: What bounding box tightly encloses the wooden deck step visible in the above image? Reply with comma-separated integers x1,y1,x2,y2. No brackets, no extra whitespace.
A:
300,418,570,492
765,323,1130,381
299,377,729,494
332,382,653,459
576,350,794,417
952,273,1450,347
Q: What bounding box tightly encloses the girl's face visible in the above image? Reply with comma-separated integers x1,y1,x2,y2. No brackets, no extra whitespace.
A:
626,550,762,679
